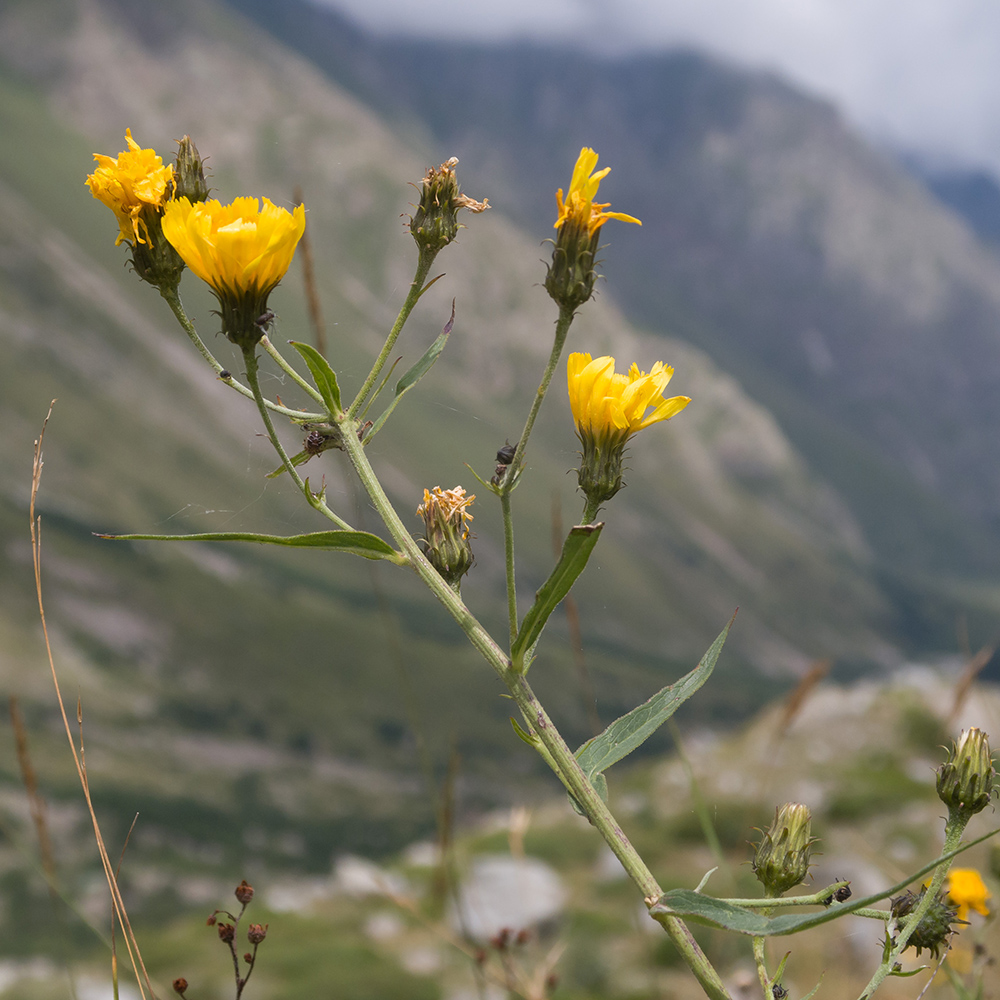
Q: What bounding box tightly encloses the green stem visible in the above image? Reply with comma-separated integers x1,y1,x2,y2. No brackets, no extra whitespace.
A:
499,305,575,497
241,348,355,532
501,490,518,648
721,882,854,909
581,495,602,526
338,418,730,1000
160,287,324,421
753,934,770,997
261,335,325,405
857,818,966,1000
347,247,437,419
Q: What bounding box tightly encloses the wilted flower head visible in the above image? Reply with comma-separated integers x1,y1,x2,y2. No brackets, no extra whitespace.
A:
753,803,815,897
567,352,690,513
416,486,475,589
546,148,640,311
162,196,305,349
947,868,991,922
409,157,489,254
86,129,174,246
891,887,958,958
86,129,185,289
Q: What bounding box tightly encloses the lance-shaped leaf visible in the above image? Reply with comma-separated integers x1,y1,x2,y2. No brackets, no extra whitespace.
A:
97,530,403,562
575,613,735,781
290,341,342,415
650,826,1000,936
511,523,604,670
364,303,454,442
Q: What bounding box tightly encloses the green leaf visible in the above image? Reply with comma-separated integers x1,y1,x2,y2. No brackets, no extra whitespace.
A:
289,341,342,414
364,302,454,442
509,717,538,747
650,826,1000,937
575,613,735,780
511,523,604,669
97,529,402,561
265,448,313,479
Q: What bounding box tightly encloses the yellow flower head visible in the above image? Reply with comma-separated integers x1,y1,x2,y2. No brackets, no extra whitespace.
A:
568,353,690,512
162,196,305,299
162,196,305,348
86,129,174,246
554,148,641,237
946,868,991,922
568,353,690,442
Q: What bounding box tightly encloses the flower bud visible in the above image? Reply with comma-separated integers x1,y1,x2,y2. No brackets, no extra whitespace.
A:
891,887,958,958
172,978,189,996
173,135,210,204
235,879,254,905
248,922,268,944
416,486,475,590
753,803,815,896
217,922,236,943
408,158,489,255
937,728,996,822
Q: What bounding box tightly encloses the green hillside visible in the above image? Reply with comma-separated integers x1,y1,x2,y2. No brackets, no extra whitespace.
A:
1,0,997,961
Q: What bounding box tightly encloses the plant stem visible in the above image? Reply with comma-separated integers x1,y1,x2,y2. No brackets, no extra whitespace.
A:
500,305,575,497
241,347,355,531
347,247,437,419
501,490,518,648
161,287,324,420
857,818,966,1000
338,411,730,1000
581,495,602,525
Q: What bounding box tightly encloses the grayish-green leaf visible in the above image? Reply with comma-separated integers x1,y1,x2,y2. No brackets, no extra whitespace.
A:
576,613,735,779
290,341,342,414
511,523,604,669
97,529,402,561
364,303,454,442
650,826,1000,936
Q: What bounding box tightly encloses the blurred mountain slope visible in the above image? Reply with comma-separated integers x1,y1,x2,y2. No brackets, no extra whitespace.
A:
0,0,991,899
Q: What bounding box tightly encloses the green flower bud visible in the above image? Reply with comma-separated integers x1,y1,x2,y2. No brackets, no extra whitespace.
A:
416,486,475,591
890,887,958,959
753,803,815,897
408,158,488,254
173,135,210,204
937,728,996,822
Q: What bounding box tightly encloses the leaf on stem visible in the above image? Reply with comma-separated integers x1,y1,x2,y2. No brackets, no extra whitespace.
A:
96,530,403,561
510,523,604,670
363,301,455,443
575,613,735,781
650,826,1000,936
289,341,342,415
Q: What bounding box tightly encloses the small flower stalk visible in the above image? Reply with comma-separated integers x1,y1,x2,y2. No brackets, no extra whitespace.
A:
568,352,690,517
161,196,306,350
753,803,815,897
545,147,640,312
416,486,475,590
408,157,489,255
86,129,185,291
937,728,996,823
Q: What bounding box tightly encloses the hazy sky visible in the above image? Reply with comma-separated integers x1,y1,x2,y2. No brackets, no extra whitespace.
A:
312,0,1000,176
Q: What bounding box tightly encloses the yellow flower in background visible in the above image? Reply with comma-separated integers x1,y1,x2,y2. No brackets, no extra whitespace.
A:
568,353,690,513
162,196,305,348
86,130,174,246
947,868,991,922
554,147,641,236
